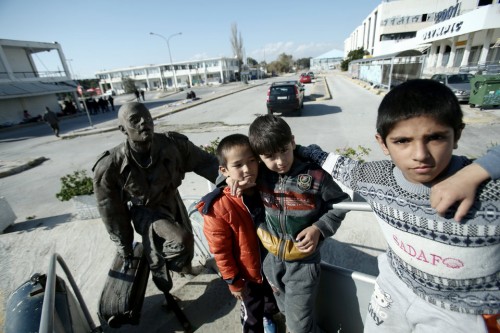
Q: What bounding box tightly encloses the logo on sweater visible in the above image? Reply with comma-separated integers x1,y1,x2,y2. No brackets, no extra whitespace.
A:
297,174,312,190
368,283,392,326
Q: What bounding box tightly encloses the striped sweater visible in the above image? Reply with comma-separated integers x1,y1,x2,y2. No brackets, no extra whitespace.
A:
321,154,499,315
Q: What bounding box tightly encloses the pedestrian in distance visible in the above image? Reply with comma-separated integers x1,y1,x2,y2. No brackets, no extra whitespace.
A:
42,107,60,137
92,102,220,310
140,89,145,101
107,95,115,111
134,88,140,102
297,79,500,333
197,133,279,333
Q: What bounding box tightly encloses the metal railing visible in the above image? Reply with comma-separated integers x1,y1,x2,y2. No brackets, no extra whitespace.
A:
39,253,102,333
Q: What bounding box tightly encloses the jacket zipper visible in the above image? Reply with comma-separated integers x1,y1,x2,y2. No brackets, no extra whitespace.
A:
277,175,287,259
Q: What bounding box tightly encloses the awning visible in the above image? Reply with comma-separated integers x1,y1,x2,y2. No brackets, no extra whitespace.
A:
0,80,78,99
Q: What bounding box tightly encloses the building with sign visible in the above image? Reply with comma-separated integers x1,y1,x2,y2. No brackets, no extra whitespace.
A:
95,57,240,95
344,0,500,80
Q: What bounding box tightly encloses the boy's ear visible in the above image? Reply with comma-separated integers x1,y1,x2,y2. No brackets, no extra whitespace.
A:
219,165,229,177
291,135,296,150
375,133,390,156
454,126,464,149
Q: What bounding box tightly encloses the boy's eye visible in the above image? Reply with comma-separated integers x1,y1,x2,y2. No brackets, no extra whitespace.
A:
393,138,410,144
427,134,445,141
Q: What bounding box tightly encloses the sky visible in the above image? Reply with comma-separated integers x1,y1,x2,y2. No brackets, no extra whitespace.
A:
0,0,380,79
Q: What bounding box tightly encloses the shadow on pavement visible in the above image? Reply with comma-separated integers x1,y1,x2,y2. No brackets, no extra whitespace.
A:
3,213,74,234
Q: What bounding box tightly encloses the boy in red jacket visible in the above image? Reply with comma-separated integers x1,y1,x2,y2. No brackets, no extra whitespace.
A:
197,134,278,333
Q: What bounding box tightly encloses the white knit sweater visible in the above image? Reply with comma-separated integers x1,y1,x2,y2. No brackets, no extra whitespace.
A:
322,154,500,315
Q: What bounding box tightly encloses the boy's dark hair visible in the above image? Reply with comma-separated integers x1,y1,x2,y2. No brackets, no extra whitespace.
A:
216,133,253,167
248,115,293,155
376,79,464,142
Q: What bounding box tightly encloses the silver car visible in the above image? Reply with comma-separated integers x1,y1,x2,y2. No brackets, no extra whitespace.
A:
430,73,474,102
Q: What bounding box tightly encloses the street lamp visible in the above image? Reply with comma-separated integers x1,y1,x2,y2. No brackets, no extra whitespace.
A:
150,32,182,91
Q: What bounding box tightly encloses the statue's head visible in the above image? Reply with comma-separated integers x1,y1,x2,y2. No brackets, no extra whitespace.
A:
118,102,154,145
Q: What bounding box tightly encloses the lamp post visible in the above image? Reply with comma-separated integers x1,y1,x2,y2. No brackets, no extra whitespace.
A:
150,32,182,92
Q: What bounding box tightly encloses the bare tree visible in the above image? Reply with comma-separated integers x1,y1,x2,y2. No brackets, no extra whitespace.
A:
230,23,244,80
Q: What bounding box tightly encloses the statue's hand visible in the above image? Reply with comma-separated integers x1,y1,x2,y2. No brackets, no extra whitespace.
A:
121,253,133,273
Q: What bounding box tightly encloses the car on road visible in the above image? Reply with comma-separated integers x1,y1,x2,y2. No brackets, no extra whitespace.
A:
306,71,315,79
300,73,312,84
430,73,474,102
266,81,304,115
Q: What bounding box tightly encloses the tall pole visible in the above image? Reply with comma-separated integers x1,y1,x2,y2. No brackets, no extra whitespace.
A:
150,32,182,92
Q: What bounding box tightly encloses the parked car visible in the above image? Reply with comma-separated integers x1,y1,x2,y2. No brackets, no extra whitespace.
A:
266,81,304,115
430,73,474,102
306,71,315,79
300,73,312,84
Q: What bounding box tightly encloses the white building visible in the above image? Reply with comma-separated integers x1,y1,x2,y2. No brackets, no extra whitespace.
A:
344,0,500,77
0,39,79,127
95,58,241,95
310,49,344,71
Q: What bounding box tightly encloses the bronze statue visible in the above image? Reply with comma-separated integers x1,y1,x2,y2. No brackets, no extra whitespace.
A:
93,102,218,300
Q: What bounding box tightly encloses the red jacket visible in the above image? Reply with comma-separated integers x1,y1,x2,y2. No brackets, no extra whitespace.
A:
197,187,263,292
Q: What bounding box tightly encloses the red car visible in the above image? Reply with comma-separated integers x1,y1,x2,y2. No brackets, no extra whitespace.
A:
300,73,312,84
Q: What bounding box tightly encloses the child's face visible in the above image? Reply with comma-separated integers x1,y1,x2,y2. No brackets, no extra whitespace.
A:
375,115,459,185
259,140,296,175
220,144,259,183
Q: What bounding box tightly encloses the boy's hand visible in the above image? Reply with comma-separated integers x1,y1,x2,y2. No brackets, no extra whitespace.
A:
231,290,243,300
226,176,256,197
431,163,490,222
296,225,321,253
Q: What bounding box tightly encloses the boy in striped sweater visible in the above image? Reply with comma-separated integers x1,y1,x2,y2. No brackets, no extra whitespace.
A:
298,79,499,332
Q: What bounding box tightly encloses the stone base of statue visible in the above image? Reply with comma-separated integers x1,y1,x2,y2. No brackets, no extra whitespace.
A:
72,194,100,220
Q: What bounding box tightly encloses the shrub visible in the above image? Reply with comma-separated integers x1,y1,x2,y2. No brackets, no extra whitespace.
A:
56,170,94,201
199,137,220,155
335,145,371,163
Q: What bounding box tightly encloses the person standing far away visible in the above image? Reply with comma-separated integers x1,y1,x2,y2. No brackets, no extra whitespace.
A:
140,89,145,101
134,88,140,102
42,106,60,137
108,95,115,111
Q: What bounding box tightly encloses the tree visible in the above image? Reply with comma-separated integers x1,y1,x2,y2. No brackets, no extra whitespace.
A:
247,57,258,67
230,23,244,80
122,77,137,94
266,53,294,74
296,57,312,70
340,47,368,71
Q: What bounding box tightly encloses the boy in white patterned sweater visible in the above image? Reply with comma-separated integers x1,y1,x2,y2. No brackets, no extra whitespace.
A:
298,79,499,332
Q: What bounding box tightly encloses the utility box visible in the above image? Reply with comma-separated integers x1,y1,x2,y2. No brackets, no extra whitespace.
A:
469,75,500,109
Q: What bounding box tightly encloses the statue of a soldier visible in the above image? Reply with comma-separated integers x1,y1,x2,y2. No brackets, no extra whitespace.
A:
93,102,218,303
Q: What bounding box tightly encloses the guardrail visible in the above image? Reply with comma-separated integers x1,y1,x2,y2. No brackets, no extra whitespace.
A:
39,254,102,333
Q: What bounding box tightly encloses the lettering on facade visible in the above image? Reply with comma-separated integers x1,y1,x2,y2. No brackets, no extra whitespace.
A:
381,15,421,27
422,21,463,41
435,3,461,24
392,234,464,269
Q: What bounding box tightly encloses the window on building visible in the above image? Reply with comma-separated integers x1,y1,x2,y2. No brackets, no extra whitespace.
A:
380,31,417,41
454,48,465,67
422,14,428,22
468,46,481,65
478,0,493,6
